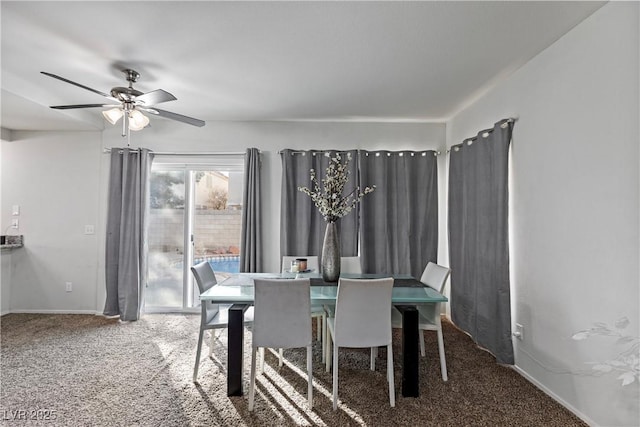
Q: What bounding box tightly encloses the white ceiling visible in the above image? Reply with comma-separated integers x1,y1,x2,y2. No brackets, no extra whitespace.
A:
1,1,605,132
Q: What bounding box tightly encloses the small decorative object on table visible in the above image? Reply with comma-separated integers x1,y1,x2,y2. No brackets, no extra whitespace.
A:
299,152,375,282
296,258,308,272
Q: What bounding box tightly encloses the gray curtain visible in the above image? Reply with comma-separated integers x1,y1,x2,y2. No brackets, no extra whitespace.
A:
449,119,514,365
280,149,359,261
104,148,154,321
359,150,439,278
240,148,262,272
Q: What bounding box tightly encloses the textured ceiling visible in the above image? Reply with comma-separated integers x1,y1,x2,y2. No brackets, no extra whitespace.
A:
1,1,605,131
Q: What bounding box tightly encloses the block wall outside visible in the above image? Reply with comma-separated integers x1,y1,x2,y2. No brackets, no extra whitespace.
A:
148,209,242,254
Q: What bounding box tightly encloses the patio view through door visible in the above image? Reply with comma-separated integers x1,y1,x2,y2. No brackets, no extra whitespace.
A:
145,157,245,312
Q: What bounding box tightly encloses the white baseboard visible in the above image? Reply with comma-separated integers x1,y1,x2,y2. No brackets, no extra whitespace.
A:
5,309,100,315
512,365,597,427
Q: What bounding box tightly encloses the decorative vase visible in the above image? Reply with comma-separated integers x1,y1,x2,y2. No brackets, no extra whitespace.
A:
321,222,341,282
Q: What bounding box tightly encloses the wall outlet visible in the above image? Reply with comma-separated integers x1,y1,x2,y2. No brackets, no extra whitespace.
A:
514,323,524,340
12,205,20,215
84,225,95,235
11,218,19,229
65,282,72,292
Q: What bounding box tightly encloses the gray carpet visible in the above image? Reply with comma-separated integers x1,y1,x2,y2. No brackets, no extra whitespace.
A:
0,313,586,426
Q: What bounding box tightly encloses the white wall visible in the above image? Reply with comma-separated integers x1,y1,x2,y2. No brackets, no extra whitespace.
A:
447,3,639,426
0,133,9,315
1,131,103,313
1,122,445,314
1,252,11,315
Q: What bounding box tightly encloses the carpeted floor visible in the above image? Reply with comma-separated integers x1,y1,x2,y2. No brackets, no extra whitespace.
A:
0,313,586,426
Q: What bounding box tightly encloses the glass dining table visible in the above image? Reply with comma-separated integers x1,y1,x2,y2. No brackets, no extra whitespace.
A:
199,272,447,398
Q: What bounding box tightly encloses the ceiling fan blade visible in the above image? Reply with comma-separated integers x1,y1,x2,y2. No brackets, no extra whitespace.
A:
142,107,205,127
50,104,118,110
41,71,113,99
135,89,177,106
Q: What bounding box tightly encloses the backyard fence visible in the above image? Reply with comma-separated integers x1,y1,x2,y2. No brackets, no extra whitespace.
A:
148,209,242,255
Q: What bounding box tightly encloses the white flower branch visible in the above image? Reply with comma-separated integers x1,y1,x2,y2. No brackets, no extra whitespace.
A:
298,152,375,223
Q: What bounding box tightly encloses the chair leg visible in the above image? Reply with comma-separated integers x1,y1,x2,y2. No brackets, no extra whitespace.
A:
316,316,322,342
326,328,332,372
387,343,395,407
279,348,284,367
209,330,216,357
193,329,205,383
307,345,313,408
436,326,448,381
332,345,339,411
370,347,376,371
259,347,265,374
321,312,327,364
249,347,258,411
420,330,426,357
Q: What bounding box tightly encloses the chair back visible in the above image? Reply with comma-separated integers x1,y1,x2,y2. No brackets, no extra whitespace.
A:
252,278,312,349
333,277,394,348
420,262,451,293
281,256,319,273
191,261,220,322
340,256,362,274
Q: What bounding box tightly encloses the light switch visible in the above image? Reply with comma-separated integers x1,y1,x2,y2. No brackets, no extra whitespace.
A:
11,218,19,229
12,205,19,215
84,225,95,235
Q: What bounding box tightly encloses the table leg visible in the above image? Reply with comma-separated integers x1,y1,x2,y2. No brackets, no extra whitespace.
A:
395,305,420,397
228,304,249,396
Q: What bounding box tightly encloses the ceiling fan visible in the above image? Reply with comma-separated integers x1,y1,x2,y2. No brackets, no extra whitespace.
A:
41,68,205,138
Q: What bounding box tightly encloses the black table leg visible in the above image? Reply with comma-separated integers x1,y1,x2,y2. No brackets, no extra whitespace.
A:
395,305,420,397
227,304,249,396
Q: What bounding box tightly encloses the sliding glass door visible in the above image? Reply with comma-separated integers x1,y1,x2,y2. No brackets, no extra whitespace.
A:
146,169,186,310
145,157,244,312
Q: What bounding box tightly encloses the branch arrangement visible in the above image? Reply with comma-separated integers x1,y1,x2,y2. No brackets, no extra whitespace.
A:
298,152,375,223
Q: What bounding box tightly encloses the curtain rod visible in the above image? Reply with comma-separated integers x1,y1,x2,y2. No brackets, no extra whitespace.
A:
446,117,517,154
278,148,443,156
103,148,248,156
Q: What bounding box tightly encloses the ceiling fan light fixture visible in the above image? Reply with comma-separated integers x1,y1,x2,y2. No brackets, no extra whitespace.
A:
102,108,123,125
128,109,150,131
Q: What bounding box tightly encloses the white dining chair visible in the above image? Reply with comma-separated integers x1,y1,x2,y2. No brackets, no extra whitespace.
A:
326,277,395,411
322,256,363,358
190,261,254,383
392,262,451,381
281,256,324,347
249,278,313,411
340,256,362,274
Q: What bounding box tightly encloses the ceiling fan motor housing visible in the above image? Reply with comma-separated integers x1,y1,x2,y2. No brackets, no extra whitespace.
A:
110,69,143,101
111,86,143,102
124,69,140,83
